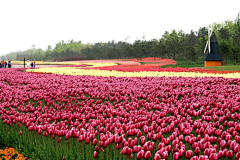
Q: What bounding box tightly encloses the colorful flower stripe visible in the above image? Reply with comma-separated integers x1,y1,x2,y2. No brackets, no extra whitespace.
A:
83,62,118,67
66,60,141,66
84,65,240,74
12,57,175,67
27,67,240,78
11,61,44,65
12,61,118,67
122,57,174,63
0,147,27,160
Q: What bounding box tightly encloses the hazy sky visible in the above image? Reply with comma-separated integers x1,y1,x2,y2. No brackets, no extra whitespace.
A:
0,0,239,55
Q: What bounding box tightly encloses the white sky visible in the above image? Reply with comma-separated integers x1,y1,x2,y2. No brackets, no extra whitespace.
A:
0,0,239,55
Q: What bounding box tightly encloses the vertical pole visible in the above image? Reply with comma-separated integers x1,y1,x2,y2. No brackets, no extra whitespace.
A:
24,57,25,68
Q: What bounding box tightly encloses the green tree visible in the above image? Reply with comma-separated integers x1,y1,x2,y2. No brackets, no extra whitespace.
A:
186,30,198,63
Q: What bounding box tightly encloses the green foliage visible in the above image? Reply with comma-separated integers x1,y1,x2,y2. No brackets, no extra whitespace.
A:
199,65,240,71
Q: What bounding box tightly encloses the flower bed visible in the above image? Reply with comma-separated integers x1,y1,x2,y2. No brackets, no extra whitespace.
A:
84,65,240,74
0,147,27,160
27,67,240,78
0,69,240,159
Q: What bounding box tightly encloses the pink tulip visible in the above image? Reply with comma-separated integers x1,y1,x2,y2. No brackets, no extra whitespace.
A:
136,151,143,159
227,150,233,159
186,150,193,159
144,151,151,159
93,151,98,158
162,151,168,159
190,156,198,160
236,152,240,159
220,140,226,149
153,153,161,160
195,147,200,155
173,152,179,160
92,138,98,146
209,153,218,160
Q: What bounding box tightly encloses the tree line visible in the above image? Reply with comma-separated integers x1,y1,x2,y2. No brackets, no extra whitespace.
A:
2,14,240,65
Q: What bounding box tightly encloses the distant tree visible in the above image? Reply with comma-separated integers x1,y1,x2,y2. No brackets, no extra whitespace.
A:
186,30,198,63
154,40,167,59
231,13,240,65
218,27,231,64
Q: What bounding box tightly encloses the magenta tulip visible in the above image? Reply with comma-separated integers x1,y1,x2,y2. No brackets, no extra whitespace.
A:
186,150,193,159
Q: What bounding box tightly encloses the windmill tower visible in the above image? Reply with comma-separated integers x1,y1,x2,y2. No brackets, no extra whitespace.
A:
204,25,223,67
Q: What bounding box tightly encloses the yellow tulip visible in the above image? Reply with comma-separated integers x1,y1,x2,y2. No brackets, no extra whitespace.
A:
27,67,240,78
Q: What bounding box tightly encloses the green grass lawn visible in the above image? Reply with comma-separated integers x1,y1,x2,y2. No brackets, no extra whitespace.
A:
199,65,240,71
140,62,160,65
160,60,240,71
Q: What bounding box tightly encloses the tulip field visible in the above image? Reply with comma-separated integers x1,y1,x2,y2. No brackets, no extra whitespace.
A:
1,58,240,160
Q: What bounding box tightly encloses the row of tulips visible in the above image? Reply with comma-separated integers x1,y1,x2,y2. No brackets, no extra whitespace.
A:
27,66,240,78
122,57,174,62
13,60,118,68
0,69,240,159
83,64,240,74
122,58,177,66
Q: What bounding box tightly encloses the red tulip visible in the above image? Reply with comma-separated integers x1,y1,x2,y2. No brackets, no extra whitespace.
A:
153,153,161,160
93,151,98,158
166,145,171,152
185,136,190,143
127,148,132,155
220,140,226,149
143,144,148,151
179,149,184,157
225,134,232,141
209,153,218,160
195,147,200,155
199,155,208,160
172,139,179,146
173,144,178,152
148,145,153,152
162,151,168,159
144,151,151,159
233,131,237,137
173,152,179,160
236,152,240,159
122,147,128,155
222,149,227,157
227,150,233,159
204,148,210,156
217,150,223,158
158,143,165,150
128,154,133,159
234,145,240,153
136,151,143,159
85,137,90,144
99,141,103,147
92,138,97,146
190,156,198,160
186,150,193,159
192,142,198,149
